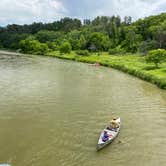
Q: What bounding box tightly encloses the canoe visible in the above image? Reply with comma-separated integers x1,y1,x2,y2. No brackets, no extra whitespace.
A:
97,117,120,151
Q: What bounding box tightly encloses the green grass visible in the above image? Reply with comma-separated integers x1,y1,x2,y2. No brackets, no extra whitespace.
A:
47,51,166,89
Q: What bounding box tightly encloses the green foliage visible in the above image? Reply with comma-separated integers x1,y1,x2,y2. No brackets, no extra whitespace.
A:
58,17,82,32
75,50,90,56
121,27,142,53
138,40,158,55
0,33,28,49
48,51,166,89
87,32,111,52
46,42,58,51
36,30,58,43
146,49,166,68
19,38,49,55
3,13,166,54
59,42,72,54
66,30,87,50
123,16,132,25
108,46,126,55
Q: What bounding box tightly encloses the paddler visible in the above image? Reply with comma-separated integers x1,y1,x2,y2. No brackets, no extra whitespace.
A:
110,117,119,129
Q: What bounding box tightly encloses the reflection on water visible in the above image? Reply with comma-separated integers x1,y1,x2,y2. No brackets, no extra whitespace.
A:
0,53,166,166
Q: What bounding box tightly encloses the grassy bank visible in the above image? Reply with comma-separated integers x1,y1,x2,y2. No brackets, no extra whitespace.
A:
1,50,166,89
47,51,166,90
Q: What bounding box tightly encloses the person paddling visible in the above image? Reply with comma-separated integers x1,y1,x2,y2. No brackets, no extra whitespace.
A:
107,117,120,131
102,131,109,142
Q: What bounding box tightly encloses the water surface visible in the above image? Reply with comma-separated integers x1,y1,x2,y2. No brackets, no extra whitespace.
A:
0,53,166,166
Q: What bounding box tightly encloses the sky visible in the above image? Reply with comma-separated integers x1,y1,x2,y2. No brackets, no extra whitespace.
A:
0,0,166,26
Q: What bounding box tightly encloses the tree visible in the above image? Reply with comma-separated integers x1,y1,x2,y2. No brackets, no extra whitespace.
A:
154,27,166,48
138,40,158,54
35,30,58,43
149,25,166,48
47,42,58,51
123,16,132,25
146,49,166,68
83,19,91,25
79,35,86,49
60,42,72,54
66,30,87,50
67,30,81,50
59,17,82,32
3,13,166,54
121,27,142,53
28,22,45,34
0,33,28,49
87,32,111,52
19,37,49,55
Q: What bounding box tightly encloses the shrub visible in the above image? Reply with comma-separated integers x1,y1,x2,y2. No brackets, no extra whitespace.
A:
75,50,90,56
146,49,166,68
36,30,59,43
47,42,59,51
108,46,126,55
19,38,49,55
87,32,111,52
143,66,157,71
35,43,49,55
60,42,72,54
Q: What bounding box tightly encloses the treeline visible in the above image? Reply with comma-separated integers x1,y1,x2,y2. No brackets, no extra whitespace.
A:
0,13,166,54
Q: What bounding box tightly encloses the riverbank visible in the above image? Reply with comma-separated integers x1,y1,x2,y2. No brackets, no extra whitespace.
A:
0,50,22,56
47,51,166,90
1,50,166,89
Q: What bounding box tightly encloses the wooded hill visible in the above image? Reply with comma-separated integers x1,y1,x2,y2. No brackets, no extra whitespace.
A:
0,13,166,54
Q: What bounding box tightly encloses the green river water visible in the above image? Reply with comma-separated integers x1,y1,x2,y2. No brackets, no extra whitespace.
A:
0,53,166,166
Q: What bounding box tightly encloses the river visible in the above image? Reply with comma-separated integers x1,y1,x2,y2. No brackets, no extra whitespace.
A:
0,53,166,166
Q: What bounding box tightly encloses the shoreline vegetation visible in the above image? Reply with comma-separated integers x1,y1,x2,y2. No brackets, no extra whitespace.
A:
48,51,166,90
1,13,166,90
1,50,166,90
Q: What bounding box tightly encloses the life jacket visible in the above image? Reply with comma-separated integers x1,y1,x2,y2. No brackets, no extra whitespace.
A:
102,136,108,142
102,132,109,142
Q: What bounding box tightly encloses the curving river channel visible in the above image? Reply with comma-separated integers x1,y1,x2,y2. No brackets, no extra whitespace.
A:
0,53,166,166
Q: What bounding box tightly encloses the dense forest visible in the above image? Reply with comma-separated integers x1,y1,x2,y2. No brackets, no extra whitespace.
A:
1,13,166,55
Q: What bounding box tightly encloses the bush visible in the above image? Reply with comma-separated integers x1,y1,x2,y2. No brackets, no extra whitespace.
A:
75,50,90,56
19,38,49,55
36,30,58,43
146,49,166,68
143,66,157,70
47,42,59,51
35,43,49,55
60,42,72,54
87,32,111,52
108,46,126,55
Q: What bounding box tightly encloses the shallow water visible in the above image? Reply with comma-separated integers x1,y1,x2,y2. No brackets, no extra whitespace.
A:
0,53,166,166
